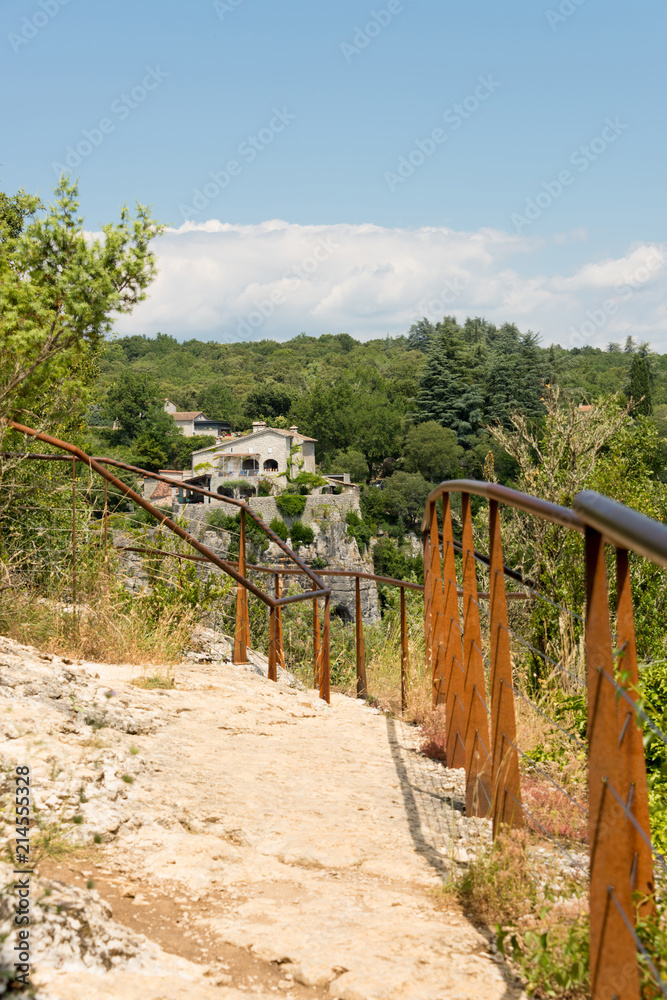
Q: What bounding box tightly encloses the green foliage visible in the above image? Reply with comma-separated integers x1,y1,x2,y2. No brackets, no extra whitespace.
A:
345,511,372,553
379,472,432,530
103,370,160,439
328,448,369,483
372,537,423,583
311,556,328,569
404,421,463,482
637,659,667,854
411,328,484,442
257,478,273,497
276,493,307,517
206,509,238,532
196,379,240,424
0,176,162,442
290,520,314,547
627,353,653,416
244,382,293,421
290,470,327,491
496,917,589,998
269,516,289,541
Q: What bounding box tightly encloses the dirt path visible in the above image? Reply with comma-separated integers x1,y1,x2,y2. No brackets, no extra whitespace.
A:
0,637,524,999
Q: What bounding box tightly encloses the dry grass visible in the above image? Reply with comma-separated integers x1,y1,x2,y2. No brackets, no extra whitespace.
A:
0,580,194,667
442,830,538,926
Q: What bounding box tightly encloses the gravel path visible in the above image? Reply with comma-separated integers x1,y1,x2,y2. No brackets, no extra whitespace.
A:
0,635,524,1000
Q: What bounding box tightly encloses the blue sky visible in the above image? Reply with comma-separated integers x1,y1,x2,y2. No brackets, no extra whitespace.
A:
3,0,666,347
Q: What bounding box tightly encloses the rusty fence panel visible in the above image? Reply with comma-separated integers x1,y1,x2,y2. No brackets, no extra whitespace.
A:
418,480,667,997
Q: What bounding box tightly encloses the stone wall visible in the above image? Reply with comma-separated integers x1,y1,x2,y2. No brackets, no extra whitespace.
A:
172,493,380,625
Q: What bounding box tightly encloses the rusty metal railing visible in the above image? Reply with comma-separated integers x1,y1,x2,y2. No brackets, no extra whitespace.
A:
421,479,667,1000
5,426,332,701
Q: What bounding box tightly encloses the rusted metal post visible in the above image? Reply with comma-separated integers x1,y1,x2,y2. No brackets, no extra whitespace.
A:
585,528,640,1000
442,494,466,769
103,479,108,553
268,605,278,682
461,493,492,818
71,457,77,612
488,500,522,834
615,548,655,915
428,501,447,707
355,576,367,699
400,586,409,714
233,510,250,663
423,520,433,677
320,595,330,704
274,573,285,670
313,596,321,688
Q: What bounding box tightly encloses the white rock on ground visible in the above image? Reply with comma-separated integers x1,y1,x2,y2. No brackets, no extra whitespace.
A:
0,635,526,1000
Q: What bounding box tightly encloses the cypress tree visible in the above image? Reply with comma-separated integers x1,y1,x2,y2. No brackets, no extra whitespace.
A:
627,354,652,415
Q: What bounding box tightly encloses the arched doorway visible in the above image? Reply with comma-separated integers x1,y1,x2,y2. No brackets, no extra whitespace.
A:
263,459,279,472
332,604,353,626
242,458,259,475
217,485,233,498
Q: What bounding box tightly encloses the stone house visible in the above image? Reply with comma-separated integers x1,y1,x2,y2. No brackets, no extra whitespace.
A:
163,399,231,438
190,421,316,496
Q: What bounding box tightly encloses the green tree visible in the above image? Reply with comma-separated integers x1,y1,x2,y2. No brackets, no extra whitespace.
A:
627,353,653,415
329,448,369,483
244,383,293,421
412,332,484,442
0,176,162,441
197,380,238,423
380,472,432,530
404,421,463,482
104,371,161,440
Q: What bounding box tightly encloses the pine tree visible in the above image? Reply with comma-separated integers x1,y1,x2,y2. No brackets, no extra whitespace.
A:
412,332,483,442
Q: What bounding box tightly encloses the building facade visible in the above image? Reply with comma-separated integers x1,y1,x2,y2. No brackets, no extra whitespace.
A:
190,421,316,494
163,399,231,438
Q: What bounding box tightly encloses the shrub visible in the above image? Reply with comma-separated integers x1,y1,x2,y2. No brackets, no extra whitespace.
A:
276,493,306,517
257,478,273,497
269,516,289,541
311,556,328,569
372,536,423,583
291,471,327,491
345,511,372,552
207,509,238,532
290,521,314,547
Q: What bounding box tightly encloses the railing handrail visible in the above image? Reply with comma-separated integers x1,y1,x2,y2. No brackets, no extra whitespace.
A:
421,479,585,534
574,489,667,569
5,424,331,611
92,456,327,593
421,477,666,998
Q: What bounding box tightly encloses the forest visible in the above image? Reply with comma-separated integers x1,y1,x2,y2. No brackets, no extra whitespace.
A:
94,319,667,480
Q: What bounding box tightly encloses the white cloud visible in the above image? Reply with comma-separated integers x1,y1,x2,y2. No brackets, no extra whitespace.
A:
114,220,667,350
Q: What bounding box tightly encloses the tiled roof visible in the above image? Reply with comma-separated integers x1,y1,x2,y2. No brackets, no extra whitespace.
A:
170,411,205,421
237,428,317,443
151,480,173,501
